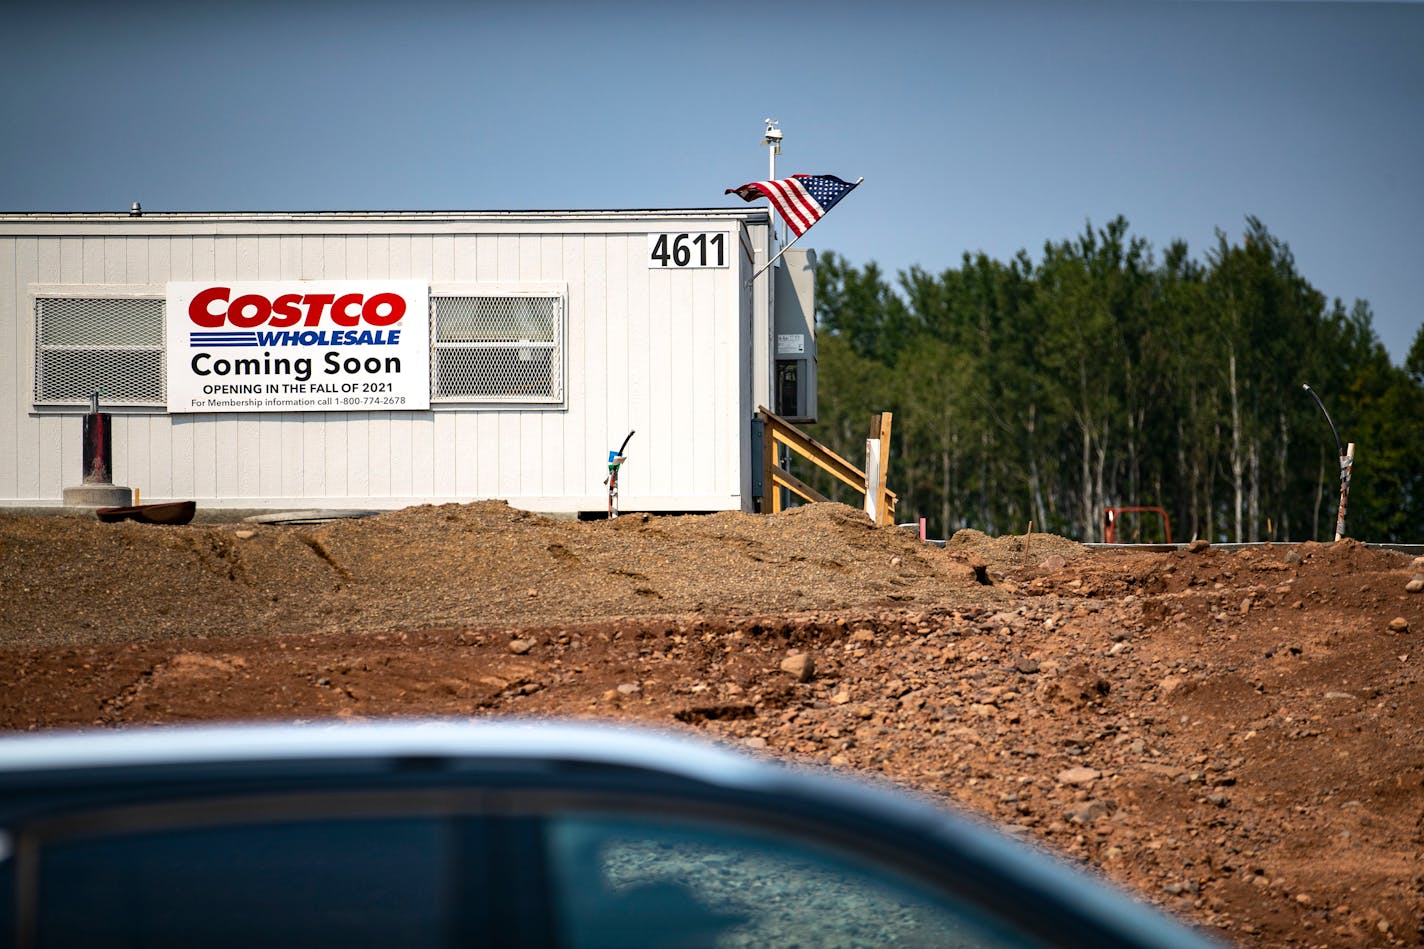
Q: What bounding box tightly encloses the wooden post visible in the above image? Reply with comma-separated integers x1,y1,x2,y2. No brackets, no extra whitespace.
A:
878,412,893,525
762,412,779,514
865,412,893,526
1335,442,1355,541
864,435,881,524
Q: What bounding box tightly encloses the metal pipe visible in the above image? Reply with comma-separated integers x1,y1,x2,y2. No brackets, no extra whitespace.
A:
1302,383,1351,540
1301,383,1343,460
83,390,112,485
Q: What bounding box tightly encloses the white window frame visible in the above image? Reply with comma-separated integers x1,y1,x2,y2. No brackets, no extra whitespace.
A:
429,283,568,406
31,285,167,409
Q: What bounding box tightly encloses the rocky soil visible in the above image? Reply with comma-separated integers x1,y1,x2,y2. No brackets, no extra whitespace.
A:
1,501,1421,947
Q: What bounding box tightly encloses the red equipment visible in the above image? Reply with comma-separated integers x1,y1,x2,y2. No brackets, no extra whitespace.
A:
1103,506,1173,544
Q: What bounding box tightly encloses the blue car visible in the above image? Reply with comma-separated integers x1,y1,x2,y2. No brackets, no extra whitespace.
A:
0,721,1216,948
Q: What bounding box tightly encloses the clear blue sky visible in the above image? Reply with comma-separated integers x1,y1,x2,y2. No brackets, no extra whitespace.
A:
4,0,1420,364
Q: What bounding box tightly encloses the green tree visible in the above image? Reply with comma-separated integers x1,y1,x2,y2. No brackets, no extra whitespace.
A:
1406,323,1424,386
808,218,1423,543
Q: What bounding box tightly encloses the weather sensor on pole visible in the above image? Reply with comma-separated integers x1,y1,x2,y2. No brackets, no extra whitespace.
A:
762,119,783,240
762,119,782,170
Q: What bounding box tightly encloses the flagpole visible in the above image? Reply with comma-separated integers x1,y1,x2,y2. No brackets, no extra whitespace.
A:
746,177,863,286
748,228,810,286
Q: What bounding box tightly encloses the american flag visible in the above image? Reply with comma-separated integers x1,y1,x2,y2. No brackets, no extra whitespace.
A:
725,174,861,237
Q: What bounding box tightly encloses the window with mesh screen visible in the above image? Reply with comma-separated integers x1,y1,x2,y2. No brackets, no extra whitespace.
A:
34,296,166,406
431,295,564,403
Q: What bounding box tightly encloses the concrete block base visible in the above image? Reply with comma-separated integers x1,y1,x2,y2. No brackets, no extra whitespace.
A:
62,484,134,508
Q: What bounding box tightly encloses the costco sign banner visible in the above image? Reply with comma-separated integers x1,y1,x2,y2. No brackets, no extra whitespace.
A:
166,281,430,413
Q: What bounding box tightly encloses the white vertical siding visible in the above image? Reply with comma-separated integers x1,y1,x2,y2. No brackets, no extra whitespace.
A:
21,240,55,500
560,234,586,496
623,237,649,500
0,237,25,498
582,235,609,502
143,238,173,500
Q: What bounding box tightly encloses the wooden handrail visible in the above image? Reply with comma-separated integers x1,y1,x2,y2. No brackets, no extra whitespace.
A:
770,465,829,505
757,407,897,525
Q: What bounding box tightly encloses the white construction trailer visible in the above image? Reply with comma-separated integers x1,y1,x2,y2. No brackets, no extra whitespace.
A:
0,209,820,515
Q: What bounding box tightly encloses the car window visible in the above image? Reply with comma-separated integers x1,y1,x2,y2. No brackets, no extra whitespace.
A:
544,814,1039,948
33,816,450,949
0,829,12,942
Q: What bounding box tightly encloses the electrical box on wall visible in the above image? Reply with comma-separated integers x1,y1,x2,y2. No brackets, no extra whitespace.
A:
773,248,817,422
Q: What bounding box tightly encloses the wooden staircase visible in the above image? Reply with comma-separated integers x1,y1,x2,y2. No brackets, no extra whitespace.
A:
756,407,896,526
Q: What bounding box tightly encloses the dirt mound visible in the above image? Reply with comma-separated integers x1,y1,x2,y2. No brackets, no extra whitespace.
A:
946,527,1087,572
2,503,1422,946
0,502,1005,649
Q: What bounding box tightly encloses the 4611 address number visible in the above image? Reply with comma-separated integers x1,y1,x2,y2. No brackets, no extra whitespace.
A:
647,232,728,269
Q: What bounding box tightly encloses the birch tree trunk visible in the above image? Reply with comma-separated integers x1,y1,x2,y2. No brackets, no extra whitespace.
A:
1178,416,1194,538
1277,411,1290,541
1208,420,1221,542
1248,438,1260,543
1313,452,1326,541
1093,424,1109,544
1026,403,1048,531
1229,349,1244,542
1080,420,1093,541
979,429,991,532
940,439,951,540
1077,360,1095,541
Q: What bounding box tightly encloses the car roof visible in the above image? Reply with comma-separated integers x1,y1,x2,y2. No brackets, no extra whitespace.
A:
0,719,766,786
0,720,1219,947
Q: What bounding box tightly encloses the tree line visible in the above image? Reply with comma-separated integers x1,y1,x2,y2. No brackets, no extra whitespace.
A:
804,216,1424,543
